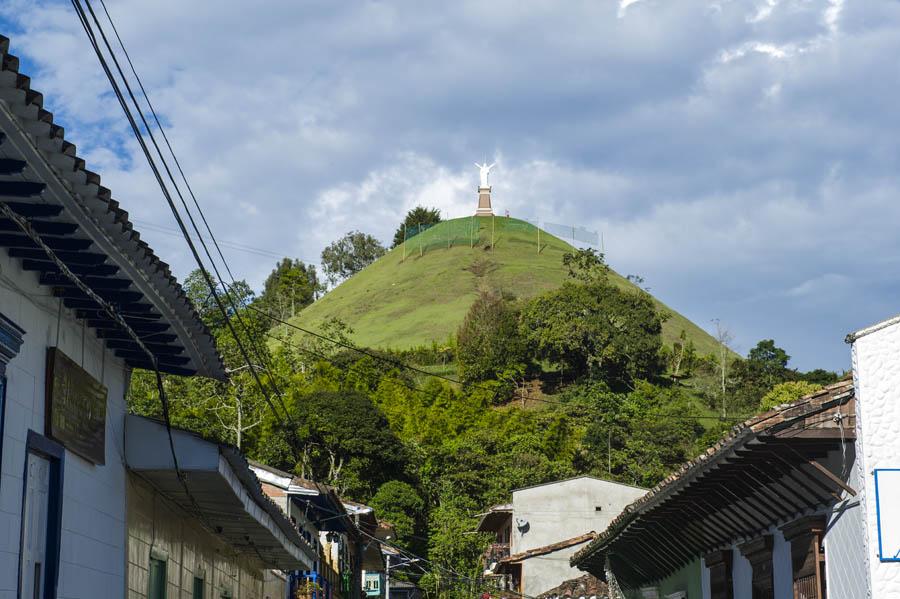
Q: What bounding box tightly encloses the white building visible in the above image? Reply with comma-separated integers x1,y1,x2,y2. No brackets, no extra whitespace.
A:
478,476,647,597
848,314,900,598
0,34,308,598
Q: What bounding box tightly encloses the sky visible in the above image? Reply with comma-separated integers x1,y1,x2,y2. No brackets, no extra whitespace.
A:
2,0,898,371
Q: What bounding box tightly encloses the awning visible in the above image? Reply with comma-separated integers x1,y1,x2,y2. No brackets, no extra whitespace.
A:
476,504,512,532
571,380,856,589
250,460,355,533
0,35,223,379
125,415,314,570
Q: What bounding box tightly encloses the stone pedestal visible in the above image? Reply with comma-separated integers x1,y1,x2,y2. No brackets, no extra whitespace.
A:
475,186,493,216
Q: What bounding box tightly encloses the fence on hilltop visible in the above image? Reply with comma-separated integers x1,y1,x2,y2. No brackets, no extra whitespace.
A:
399,216,601,260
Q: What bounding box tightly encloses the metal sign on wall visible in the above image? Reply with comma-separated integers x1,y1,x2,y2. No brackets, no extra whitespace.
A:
45,347,107,465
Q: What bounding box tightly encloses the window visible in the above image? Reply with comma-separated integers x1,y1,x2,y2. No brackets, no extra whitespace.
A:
148,557,167,599
193,576,205,599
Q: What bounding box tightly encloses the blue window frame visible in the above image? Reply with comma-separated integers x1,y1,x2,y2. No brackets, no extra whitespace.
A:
874,468,900,562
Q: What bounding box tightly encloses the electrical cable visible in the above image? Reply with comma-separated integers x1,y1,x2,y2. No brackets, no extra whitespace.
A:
241,295,746,422
90,0,299,411
79,0,290,413
72,0,297,450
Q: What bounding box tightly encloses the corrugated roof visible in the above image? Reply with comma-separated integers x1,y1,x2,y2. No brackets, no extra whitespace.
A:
0,34,223,379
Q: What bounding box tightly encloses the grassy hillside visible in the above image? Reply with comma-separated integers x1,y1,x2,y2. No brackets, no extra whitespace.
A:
284,217,723,356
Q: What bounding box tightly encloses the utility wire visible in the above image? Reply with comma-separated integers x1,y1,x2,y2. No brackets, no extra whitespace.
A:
92,0,300,406
75,0,296,439
242,296,746,422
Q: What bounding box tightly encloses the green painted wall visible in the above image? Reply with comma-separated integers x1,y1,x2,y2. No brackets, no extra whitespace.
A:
658,558,704,598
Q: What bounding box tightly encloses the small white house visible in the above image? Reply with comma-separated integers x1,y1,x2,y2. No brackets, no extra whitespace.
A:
478,476,647,597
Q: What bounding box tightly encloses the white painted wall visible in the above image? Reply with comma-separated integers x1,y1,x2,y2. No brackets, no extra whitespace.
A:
0,248,129,598
851,317,900,597
511,476,646,596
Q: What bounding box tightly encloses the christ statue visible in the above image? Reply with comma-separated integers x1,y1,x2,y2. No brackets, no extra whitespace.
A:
475,162,495,188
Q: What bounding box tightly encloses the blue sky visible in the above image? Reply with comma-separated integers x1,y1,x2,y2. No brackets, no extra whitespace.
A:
2,0,897,371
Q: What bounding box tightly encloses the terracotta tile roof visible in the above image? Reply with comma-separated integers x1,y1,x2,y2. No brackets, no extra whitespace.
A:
571,379,855,570
536,574,608,599
0,35,223,378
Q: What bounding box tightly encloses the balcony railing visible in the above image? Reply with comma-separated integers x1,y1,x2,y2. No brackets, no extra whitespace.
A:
482,543,510,565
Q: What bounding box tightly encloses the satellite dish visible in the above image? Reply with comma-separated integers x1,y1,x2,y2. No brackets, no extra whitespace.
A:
515,517,529,533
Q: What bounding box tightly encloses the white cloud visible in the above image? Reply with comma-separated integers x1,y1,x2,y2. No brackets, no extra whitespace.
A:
1,0,898,370
618,0,645,19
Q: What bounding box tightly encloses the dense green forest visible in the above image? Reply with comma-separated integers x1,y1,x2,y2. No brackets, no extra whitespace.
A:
128,242,840,596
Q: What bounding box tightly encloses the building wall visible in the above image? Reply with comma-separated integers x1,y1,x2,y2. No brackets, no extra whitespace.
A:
512,477,646,596
852,320,900,598
519,543,590,598
657,558,703,599
127,473,285,599
0,248,129,598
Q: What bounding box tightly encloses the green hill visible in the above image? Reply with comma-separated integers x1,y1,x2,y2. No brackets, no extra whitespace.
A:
284,217,723,357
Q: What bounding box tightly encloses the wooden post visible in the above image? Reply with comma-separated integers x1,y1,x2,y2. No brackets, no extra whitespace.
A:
402,223,406,261
537,224,541,254
447,221,451,249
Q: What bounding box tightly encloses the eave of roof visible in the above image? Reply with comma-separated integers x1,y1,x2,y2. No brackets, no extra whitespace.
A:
0,35,223,379
125,415,315,569
501,532,597,564
571,379,855,582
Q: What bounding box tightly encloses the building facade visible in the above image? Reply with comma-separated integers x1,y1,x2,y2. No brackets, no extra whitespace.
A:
571,380,863,599
848,313,900,598
478,476,646,597
0,34,223,599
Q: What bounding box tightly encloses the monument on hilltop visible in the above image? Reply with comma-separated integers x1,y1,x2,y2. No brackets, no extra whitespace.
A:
474,161,495,216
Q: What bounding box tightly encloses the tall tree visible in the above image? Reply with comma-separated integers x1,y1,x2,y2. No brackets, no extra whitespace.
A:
257,258,322,320
456,290,527,385
520,279,664,386
321,230,386,286
392,206,442,248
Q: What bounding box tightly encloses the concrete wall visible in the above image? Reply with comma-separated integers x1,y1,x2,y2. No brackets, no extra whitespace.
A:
512,476,646,596
0,248,129,598
852,319,900,597
127,473,285,599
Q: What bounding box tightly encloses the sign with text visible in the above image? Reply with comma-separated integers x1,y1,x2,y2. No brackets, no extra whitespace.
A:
45,347,107,465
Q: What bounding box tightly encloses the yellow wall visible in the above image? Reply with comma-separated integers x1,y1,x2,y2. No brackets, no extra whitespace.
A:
127,473,286,599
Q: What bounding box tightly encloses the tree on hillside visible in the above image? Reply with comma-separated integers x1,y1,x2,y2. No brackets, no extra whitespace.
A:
520,279,664,385
321,230,386,286
574,381,704,487
759,381,822,412
392,206,442,248
257,258,323,320
256,388,408,499
562,248,609,282
183,268,255,332
456,291,527,386
370,481,426,550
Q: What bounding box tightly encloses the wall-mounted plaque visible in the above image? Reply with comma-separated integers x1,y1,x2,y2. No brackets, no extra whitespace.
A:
45,347,107,465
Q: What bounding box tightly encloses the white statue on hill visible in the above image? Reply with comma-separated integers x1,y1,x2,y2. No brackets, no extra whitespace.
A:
475,162,496,188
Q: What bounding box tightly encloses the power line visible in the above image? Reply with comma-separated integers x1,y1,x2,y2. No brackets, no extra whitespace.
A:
133,219,288,260
72,0,299,451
